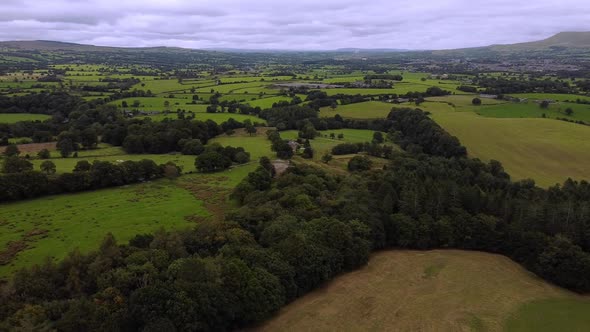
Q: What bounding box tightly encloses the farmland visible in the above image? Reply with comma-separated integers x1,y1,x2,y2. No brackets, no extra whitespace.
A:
424,102,590,187
0,113,51,123
320,101,394,119
256,250,589,332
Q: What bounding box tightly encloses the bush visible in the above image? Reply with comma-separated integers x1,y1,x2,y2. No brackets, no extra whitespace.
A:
472,97,482,106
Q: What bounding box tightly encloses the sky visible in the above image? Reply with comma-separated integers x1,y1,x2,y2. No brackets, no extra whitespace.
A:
0,0,589,50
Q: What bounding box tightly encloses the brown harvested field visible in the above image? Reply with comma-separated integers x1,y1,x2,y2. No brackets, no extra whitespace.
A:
255,250,583,332
0,142,56,154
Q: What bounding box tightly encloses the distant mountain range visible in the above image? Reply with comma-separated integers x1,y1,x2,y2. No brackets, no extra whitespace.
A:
1,31,589,54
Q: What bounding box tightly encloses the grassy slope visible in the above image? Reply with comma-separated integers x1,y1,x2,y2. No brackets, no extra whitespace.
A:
427,105,590,187
256,250,589,332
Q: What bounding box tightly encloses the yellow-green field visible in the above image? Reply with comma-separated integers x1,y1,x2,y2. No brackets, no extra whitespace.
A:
426,104,590,187
256,250,590,332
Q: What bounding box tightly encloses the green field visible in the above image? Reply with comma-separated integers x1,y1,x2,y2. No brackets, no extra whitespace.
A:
320,101,394,119
256,250,589,332
0,179,209,277
505,298,590,331
473,102,590,122
424,103,590,187
0,113,51,123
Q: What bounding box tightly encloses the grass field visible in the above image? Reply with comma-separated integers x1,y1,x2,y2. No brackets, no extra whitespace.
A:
256,250,589,332
320,101,394,119
0,113,51,123
505,298,590,332
281,129,377,158
425,104,590,187
0,179,209,277
473,102,590,122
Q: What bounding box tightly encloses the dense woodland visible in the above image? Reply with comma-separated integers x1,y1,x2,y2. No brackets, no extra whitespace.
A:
1,104,590,331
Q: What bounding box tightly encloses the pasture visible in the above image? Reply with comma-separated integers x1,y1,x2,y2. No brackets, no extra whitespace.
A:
426,103,590,187
320,101,394,119
256,250,588,332
0,113,51,123
0,179,209,278
281,128,376,158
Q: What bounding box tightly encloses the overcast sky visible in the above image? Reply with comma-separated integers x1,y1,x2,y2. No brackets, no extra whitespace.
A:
0,0,589,50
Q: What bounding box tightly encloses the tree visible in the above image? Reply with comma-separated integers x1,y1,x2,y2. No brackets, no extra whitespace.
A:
565,107,574,116
372,132,384,144
337,133,344,140
73,160,92,172
234,151,250,164
163,100,170,109
302,147,314,159
472,97,482,106
195,151,232,172
321,153,333,164
40,160,56,175
37,149,50,159
3,144,20,157
56,132,78,158
244,120,257,136
80,128,98,149
2,156,33,173
181,139,204,155
347,155,372,172
540,100,550,109
330,102,338,110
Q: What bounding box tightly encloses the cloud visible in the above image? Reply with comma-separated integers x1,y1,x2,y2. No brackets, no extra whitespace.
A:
0,0,588,50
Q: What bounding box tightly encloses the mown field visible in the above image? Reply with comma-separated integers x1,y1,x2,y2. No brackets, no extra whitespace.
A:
425,103,590,187
0,113,51,123
256,250,590,332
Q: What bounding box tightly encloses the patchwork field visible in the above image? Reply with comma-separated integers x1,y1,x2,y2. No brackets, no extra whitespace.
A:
0,113,51,123
256,250,589,332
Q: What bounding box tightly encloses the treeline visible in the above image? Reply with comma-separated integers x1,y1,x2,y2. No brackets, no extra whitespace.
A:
364,74,403,81
385,108,466,158
0,159,166,202
476,77,573,94
0,92,85,116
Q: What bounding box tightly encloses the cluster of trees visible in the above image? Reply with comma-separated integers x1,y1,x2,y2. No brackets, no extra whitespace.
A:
0,92,85,116
104,119,220,154
0,159,166,202
195,144,250,172
385,108,467,158
259,105,318,131
267,130,294,159
363,74,403,81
